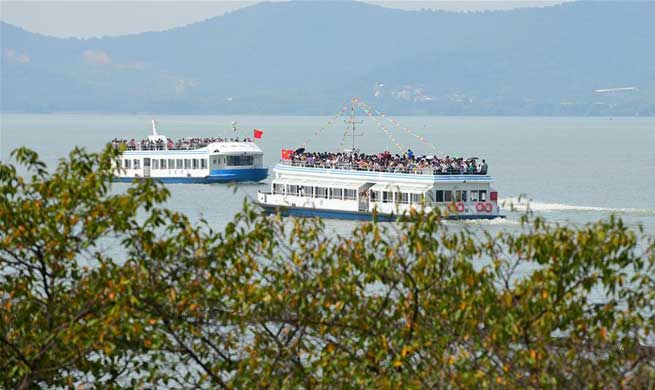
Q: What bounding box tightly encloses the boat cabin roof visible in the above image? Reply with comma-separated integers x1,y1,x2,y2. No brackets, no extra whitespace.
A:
272,178,361,190
369,183,433,194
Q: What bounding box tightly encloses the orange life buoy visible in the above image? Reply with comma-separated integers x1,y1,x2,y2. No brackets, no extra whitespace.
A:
485,203,493,212
475,202,486,212
456,202,465,213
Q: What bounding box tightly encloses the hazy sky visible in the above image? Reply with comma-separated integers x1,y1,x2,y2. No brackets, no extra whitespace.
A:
1,1,566,38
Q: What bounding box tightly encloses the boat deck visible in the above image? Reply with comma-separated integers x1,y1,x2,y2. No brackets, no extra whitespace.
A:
279,160,488,177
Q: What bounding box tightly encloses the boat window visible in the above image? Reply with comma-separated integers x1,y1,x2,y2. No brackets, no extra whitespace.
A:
168,159,175,169
152,159,159,169
288,185,298,195
124,159,131,169
462,191,467,202
470,190,479,201
184,159,191,169
410,193,423,204
435,190,444,202
479,190,487,202
330,188,343,200
273,183,284,194
398,193,409,204
160,159,166,169
213,158,218,165
133,159,140,169
444,191,453,202
371,191,378,202
176,159,183,169
226,155,254,166
344,189,357,200
455,190,462,202
192,159,199,169
201,159,207,169
383,191,393,203
315,187,328,198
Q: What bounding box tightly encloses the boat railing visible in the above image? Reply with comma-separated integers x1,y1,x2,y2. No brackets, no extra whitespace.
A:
113,139,254,152
117,144,207,152
279,160,488,176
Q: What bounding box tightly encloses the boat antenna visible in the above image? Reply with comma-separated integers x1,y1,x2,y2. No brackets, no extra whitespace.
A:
151,119,158,136
343,97,363,152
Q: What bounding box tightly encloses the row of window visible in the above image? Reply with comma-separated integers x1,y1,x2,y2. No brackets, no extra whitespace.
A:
371,191,424,204
226,155,254,166
435,190,490,203
371,190,491,204
123,155,255,170
269,185,494,204
123,158,207,170
273,184,357,200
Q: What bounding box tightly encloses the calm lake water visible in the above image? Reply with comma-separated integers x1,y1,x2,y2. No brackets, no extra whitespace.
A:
2,114,655,236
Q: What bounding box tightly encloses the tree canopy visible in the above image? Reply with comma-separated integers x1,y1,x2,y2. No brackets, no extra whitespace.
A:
1,147,654,388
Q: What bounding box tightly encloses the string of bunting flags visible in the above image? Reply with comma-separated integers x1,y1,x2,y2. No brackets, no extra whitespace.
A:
358,100,439,153
357,102,406,153
297,97,439,156
299,104,351,149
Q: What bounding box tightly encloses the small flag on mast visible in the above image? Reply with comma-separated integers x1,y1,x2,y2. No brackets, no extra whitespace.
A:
253,129,264,139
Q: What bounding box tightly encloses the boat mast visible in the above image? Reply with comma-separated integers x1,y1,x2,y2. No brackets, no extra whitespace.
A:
344,98,363,152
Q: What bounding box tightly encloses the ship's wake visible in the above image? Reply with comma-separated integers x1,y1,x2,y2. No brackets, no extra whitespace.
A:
500,197,655,216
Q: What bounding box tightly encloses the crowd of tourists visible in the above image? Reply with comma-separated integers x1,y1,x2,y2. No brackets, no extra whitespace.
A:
111,137,253,151
289,150,488,175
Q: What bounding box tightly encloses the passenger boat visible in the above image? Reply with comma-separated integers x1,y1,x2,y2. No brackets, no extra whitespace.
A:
112,120,268,183
255,100,502,221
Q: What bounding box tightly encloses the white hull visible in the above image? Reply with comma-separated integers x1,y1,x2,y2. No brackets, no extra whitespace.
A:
257,163,503,220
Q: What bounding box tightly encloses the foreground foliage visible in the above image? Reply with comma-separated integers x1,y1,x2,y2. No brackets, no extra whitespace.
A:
1,147,654,389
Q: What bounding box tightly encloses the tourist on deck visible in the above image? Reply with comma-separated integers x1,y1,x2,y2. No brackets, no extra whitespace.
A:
288,150,488,175
479,160,488,174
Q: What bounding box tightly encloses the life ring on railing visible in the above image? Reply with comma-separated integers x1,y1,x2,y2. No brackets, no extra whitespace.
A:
475,202,485,212
456,202,465,213
485,203,493,212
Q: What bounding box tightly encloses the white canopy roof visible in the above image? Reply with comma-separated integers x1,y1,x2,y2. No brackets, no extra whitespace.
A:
272,179,361,189
369,183,432,193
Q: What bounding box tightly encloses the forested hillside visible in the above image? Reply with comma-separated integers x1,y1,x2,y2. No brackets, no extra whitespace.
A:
2,1,654,115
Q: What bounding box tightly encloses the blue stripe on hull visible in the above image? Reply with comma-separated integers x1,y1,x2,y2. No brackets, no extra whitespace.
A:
114,168,268,184
209,168,268,182
256,203,503,221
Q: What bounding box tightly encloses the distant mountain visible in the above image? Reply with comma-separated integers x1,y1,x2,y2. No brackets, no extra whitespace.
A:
2,1,654,115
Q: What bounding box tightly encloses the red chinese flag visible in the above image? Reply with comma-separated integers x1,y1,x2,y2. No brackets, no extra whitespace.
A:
253,129,264,139
281,149,294,160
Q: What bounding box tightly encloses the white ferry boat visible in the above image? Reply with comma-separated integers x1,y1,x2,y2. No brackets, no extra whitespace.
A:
255,101,502,221
113,121,268,183
256,157,501,221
